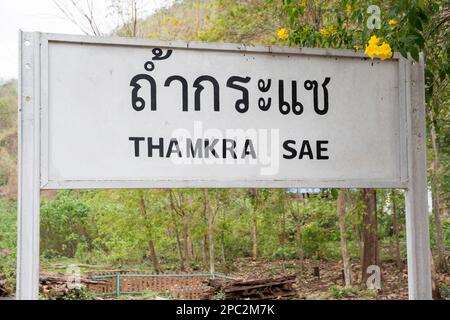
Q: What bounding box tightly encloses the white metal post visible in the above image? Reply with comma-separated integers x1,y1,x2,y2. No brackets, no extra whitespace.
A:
17,31,41,300
405,54,432,300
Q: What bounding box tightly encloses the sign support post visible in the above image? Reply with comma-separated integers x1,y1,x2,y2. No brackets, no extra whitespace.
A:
405,55,432,300
17,31,41,300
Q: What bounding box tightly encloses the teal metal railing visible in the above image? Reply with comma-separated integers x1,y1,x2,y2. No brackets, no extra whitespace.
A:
90,273,235,297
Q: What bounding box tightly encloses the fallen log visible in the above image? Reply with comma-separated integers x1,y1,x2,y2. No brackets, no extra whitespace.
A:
49,263,110,270
39,272,106,299
40,273,106,285
203,275,297,300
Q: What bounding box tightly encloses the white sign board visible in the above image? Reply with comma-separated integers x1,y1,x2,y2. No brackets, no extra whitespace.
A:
18,32,431,300
37,33,407,189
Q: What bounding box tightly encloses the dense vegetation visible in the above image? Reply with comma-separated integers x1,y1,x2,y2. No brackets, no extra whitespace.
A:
0,0,448,298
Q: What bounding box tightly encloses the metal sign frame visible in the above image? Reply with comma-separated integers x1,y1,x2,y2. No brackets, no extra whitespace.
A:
17,31,431,299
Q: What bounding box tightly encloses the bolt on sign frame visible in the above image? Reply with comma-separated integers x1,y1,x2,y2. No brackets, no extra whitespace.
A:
18,31,431,299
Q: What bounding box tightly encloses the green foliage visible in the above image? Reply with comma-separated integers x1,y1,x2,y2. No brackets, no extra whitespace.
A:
326,285,360,298
0,79,17,131
0,80,18,196
298,195,339,259
0,199,16,292
61,286,96,300
440,285,450,298
197,0,281,44
33,187,380,270
41,191,94,258
271,246,291,260
118,289,172,300
324,285,377,299
85,190,152,264
430,215,450,249
279,0,435,61
278,1,449,184
137,0,280,45
213,289,226,300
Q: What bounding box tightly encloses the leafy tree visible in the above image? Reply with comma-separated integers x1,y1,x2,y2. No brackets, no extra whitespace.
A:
40,191,94,258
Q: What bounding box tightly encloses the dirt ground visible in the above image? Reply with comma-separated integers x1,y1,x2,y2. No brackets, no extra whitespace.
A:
223,258,450,300
33,258,449,300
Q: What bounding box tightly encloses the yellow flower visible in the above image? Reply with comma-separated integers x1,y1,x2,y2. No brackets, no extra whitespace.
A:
377,42,393,60
354,44,361,51
277,28,289,40
368,35,380,46
364,44,378,59
320,28,329,37
320,26,336,37
300,0,307,10
328,25,337,35
364,36,393,60
388,19,398,25
346,4,352,15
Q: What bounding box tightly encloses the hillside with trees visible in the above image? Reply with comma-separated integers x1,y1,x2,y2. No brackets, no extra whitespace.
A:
0,0,448,300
